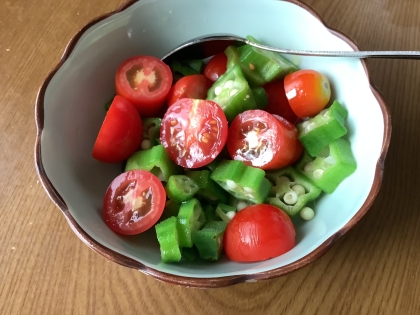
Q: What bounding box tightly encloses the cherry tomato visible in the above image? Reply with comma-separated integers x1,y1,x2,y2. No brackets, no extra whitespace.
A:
167,75,212,107
160,98,228,168
103,170,166,235
227,110,297,170
204,53,228,82
284,69,331,118
115,55,172,117
92,96,142,163
224,204,296,262
263,79,300,125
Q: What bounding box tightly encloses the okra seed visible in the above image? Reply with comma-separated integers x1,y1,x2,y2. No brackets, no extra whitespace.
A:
230,89,239,97
313,169,324,179
283,191,298,205
249,63,255,70
141,139,151,150
300,207,315,220
236,201,248,211
304,162,314,172
244,187,254,194
291,185,306,195
226,180,238,190
305,122,316,132
302,120,310,129
224,80,234,89
277,176,291,184
226,211,236,220
214,86,223,96
324,156,336,165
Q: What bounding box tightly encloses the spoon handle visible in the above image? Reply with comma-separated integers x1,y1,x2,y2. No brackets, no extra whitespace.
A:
247,40,420,59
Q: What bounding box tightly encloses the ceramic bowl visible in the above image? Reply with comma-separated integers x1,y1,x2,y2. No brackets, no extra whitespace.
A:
35,0,391,288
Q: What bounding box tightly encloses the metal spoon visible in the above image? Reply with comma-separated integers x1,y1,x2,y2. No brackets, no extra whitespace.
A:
162,35,420,62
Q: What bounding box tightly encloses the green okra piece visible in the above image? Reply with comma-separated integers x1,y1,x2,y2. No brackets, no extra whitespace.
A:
295,138,357,194
203,204,218,223
297,100,348,157
165,175,200,203
171,60,200,76
251,87,268,109
210,160,272,204
265,166,321,216
155,217,182,263
142,118,162,148
177,198,206,248
185,170,228,204
238,35,299,83
125,145,182,182
181,246,199,262
207,64,258,121
192,221,227,261
159,200,181,222
225,45,266,87
215,203,237,223
184,59,204,73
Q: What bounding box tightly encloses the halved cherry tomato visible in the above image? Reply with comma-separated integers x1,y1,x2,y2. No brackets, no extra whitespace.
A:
115,55,172,117
103,170,166,235
284,69,331,118
273,115,303,165
263,79,300,125
227,110,297,170
167,75,212,107
204,53,227,82
224,204,296,262
160,98,228,169
92,96,142,163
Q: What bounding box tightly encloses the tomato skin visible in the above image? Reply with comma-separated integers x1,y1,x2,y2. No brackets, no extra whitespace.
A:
284,69,331,118
115,55,173,117
227,110,297,170
273,115,302,166
103,170,166,235
167,75,212,107
224,204,296,262
160,98,228,169
92,96,142,163
204,53,228,82
263,79,300,125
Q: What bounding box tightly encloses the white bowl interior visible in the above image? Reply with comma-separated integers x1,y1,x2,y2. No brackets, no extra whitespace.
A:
41,0,384,277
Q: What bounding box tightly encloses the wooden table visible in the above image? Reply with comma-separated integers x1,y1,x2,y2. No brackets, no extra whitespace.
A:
1,0,419,314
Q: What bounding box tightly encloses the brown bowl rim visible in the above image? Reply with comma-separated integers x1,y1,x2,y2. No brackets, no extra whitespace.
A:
34,0,392,288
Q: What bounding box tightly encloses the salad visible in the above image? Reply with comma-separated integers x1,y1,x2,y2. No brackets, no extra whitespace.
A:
92,35,357,264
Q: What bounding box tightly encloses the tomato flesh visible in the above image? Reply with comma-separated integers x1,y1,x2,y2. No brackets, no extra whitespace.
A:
263,79,300,125
115,55,172,117
92,95,142,163
160,98,228,168
227,110,297,170
204,53,228,82
224,204,296,262
103,170,166,235
284,69,331,118
167,75,212,107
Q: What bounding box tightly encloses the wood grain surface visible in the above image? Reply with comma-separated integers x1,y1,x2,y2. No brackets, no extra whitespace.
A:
1,0,419,314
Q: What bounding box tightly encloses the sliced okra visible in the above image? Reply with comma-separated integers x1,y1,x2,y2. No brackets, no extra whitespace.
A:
297,100,348,157
210,160,272,204
185,170,228,204
215,203,237,223
192,221,227,261
125,145,182,182
295,138,357,194
238,35,299,83
155,217,182,263
165,175,199,203
177,198,206,248
265,166,321,216
141,118,162,150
